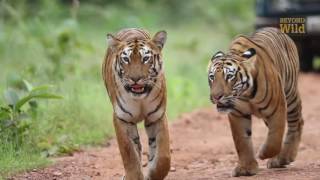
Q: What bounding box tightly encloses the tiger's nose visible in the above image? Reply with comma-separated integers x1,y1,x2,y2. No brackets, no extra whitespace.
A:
131,77,142,83
213,94,223,101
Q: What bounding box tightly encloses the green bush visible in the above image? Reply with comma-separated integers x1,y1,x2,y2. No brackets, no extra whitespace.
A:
0,79,62,144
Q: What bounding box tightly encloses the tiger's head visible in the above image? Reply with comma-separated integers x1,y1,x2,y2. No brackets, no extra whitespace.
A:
208,41,258,112
107,31,166,97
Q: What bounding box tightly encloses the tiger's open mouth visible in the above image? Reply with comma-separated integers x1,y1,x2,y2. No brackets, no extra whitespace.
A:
216,102,233,113
130,84,145,94
125,84,153,96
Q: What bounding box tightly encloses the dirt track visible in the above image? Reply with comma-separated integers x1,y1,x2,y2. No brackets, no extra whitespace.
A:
13,73,320,180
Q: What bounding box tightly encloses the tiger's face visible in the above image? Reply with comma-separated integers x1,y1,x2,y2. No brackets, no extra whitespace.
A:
107,31,166,97
208,48,257,112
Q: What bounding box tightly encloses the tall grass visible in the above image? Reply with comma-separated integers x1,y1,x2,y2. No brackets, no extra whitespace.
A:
0,0,255,177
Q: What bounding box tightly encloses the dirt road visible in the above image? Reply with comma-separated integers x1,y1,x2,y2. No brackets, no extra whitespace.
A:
13,74,320,180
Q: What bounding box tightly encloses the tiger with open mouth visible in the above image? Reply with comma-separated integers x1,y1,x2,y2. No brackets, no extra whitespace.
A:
102,28,170,180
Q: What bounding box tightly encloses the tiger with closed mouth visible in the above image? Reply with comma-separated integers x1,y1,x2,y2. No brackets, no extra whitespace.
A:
102,28,170,180
207,27,304,177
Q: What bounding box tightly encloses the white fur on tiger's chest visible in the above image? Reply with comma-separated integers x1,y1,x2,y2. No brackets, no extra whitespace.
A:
114,81,164,124
114,92,142,123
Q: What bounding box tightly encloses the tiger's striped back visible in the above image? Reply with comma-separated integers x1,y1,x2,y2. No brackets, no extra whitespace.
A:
249,28,299,94
233,28,302,120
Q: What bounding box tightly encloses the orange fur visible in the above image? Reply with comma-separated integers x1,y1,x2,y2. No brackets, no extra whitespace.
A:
102,28,170,180
208,28,303,176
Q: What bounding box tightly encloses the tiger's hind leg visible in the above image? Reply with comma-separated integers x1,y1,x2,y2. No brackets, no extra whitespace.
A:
114,115,144,180
267,94,304,168
228,113,258,177
144,115,171,180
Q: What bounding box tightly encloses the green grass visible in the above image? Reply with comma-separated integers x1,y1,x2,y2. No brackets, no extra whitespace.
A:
0,143,48,174
0,0,255,178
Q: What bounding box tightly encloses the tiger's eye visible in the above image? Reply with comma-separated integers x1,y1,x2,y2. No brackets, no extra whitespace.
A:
143,56,150,63
122,57,129,63
209,74,215,81
226,74,233,79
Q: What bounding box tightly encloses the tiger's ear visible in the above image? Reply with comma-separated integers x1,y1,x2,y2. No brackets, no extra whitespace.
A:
211,51,224,61
241,48,258,69
242,48,256,59
107,33,121,51
152,30,167,50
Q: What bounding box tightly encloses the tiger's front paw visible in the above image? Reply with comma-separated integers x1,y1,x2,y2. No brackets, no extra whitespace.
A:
257,144,280,160
231,165,258,177
267,157,290,169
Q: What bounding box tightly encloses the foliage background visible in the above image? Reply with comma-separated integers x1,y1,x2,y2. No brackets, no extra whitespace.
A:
0,0,255,177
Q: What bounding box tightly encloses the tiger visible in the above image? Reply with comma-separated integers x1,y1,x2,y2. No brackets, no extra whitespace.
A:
102,28,170,180
207,27,304,177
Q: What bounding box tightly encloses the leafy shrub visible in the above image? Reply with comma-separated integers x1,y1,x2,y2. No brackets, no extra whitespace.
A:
0,79,62,144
